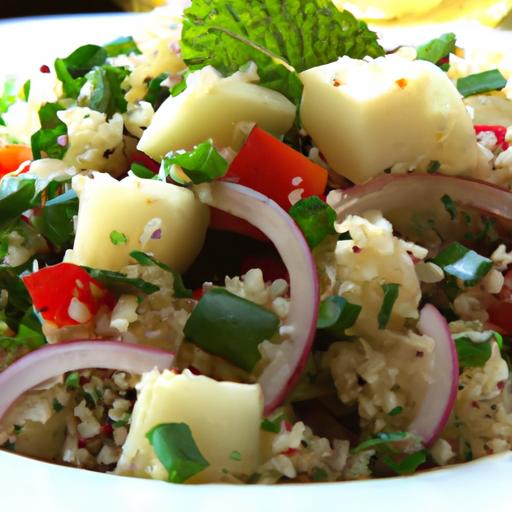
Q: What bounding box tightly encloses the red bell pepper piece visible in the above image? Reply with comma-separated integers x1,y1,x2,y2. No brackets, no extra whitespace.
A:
23,263,115,327
226,126,328,211
474,125,509,151
0,145,32,178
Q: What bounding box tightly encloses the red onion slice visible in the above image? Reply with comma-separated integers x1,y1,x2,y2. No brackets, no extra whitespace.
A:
409,304,459,446
199,182,319,414
0,341,175,421
327,174,512,220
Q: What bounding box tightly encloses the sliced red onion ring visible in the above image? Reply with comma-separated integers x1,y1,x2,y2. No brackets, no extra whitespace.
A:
0,341,175,421
199,182,319,414
327,174,512,220
409,304,459,446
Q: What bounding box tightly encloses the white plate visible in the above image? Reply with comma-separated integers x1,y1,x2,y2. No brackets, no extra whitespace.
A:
1,13,512,512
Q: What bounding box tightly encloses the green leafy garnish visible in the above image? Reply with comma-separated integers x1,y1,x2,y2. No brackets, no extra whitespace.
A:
130,162,155,179
83,267,159,295
129,250,192,299
426,160,441,174
415,33,455,70
431,242,492,286
378,283,400,330
181,0,384,103
31,189,78,250
110,230,128,246
388,406,403,417
144,72,170,108
146,422,209,483
87,65,129,118
0,177,37,228
184,287,279,372
289,196,336,249
311,467,329,481
352,431,412,453
30,102,68,160
382,450,427,475
65,371,80,389
493,331,503,350
456,69,507,98
229,450,241,461
317,295,361,337
160,140,228,185
441,194,457,220
103,36,142,57
454,336,492,368
260,414,284,433
0,77,17,126
52,398,64,412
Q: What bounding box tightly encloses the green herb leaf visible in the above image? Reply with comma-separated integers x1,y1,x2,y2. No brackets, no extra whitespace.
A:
31,102,69,160
181,0,384,103
52,398,64,412
388,406,403,417
130,162,155,179
110,230,128,246
260,415,284,433
289,196,336,249
65,371,80,389
311,467,328,481
457,69,507,98
378,283,400,330
129,250,192,298
493,331,503,350
229,450,241,461
144,72,170,108
83,267,159,295
103,36,142,57
146,422,209,483
431,242,492,286
454,336,492,368
382,450,427,475
317,295,361,337
87,65,129,118
0,177,37,228
184,287,279,372
22,80,31,101
31,189,78,250
160,139,228,185
0,77,17,126
352,431,412,453
426,160,441,174
415,33,455,69
441,194,457,220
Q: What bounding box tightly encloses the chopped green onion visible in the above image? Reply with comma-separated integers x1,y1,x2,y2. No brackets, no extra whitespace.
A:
415,33,456,70
317,296,361,337
431,242,492,286
493,331,503,350
146,422,209,483
110,230,128,246
83,267,159,295
441,194,457,220
129,250,192,298
378,283,400,330
352,431,411,453
456,69,507,98
130,162,155,179
454,336,492,368
260,415,284,434
65,371,80,389
288,196,336,249
160,140,228,185
183,288,279,372
388,406,403,417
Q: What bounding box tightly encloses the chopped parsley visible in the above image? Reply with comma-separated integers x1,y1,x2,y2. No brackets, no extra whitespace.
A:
457,69,507,98
261,415,284,434
441,194,457,220
65,371,80,389
52,398,64,412
377,283,400,330
229,450,241,461
388,406,403,417
110,230,128,246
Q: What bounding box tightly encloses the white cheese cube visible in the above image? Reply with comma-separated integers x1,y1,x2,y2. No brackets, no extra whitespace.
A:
138,66,296,161
116,369,263,483
300,55,477,183
65,172,209,273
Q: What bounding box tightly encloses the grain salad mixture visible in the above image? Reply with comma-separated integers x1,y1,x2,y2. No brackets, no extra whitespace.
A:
0,0,511,485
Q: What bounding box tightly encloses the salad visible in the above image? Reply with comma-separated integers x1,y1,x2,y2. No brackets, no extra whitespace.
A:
0,0,511,485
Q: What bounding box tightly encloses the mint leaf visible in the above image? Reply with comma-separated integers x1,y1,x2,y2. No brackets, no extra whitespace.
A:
160,140,228,185
146,422,209,483
181,0,384,103
31,103,68,160
454,336,492,368
432,242,492,286
103,36,141,57
87,65,129,118
378,283,399,330
289,196,336,249
184,287,279,372
457,69,507,98
129,250,192,298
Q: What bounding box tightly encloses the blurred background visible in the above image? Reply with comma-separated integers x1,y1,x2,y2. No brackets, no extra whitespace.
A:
1,0,122,18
